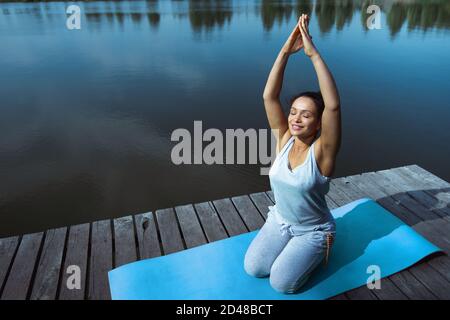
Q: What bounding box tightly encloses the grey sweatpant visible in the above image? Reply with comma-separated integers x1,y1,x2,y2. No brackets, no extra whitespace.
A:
244,211,336,294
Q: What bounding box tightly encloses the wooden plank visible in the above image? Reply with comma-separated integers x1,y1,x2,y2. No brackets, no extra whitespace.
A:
266,190,274,203
391,168,450,228
361,171,447,230
332,178,370,200
375,170,450,246
396,166,444,190
341,174,438,300
231,195,265,231
30,227,67,300
113,216,137,267
88,220,112,300
388,268,438,300
155,208,185,254
386,166,449,208
175,204,207,249
405,165,450,188
0,236,20,296
249,192,273,220
394,167,450,216
407,260,450,299
59,223,90,300
368,170,450,299
329,179,408,300
325,194,339,210
212,198,248,236
1,232,44,300
345,287,378,300
328,182,352,206
134,212,161,260
194,202,228,242
374,168,450,244
352,173,429,228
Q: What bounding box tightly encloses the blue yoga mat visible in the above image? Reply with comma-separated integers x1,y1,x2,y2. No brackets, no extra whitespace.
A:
108,198,442,300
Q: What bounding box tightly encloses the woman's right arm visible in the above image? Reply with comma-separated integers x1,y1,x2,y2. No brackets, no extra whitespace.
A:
263,49,290,152
263,18,303,153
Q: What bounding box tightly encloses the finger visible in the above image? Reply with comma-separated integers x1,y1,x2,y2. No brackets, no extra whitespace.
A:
289,28,301,47
298,18,307,41
298,15,307,38
304,15,311,36
301,15,307,34
290,20,300,38
300,15,311,40
294,14,301,36
298,14,303,29
287,25,299,47
298,15,304,34
299,13,305,27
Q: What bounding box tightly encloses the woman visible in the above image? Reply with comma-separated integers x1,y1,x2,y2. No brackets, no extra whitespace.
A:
244,14,341,294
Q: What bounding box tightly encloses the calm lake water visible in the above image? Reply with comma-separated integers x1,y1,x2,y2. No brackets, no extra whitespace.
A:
0,0,449,237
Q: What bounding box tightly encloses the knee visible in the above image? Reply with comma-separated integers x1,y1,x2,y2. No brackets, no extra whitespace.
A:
269,269,310,294
244,254,269,278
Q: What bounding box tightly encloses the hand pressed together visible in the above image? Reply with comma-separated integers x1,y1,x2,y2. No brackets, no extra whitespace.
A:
282,14,319,58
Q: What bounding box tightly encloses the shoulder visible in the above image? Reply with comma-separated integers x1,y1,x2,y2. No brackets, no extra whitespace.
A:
275,131,293,155
314,137,337,178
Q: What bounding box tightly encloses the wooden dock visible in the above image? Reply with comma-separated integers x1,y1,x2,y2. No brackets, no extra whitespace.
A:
0,164,449,300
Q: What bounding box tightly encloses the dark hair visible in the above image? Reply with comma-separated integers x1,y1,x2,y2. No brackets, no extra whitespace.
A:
288,91,325,118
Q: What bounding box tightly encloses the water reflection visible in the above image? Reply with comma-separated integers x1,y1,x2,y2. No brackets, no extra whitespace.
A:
388,0,449,34
0,0,448,36
188,0,232,32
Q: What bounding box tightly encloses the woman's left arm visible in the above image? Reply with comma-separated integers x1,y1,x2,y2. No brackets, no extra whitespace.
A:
299,14,342,159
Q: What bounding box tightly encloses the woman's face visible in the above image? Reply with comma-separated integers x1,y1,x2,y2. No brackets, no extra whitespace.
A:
288,96,321,137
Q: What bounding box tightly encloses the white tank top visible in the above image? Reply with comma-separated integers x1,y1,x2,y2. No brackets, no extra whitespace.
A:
268,135,334,227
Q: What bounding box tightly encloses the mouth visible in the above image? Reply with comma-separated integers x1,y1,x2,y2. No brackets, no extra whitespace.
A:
291,124,303,131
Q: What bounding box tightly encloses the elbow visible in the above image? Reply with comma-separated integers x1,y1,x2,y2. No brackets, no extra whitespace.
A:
326,103,340,112
263,93,279,101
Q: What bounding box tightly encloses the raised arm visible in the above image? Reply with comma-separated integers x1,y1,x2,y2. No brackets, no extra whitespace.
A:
299,14,341,160
263,17,304,153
